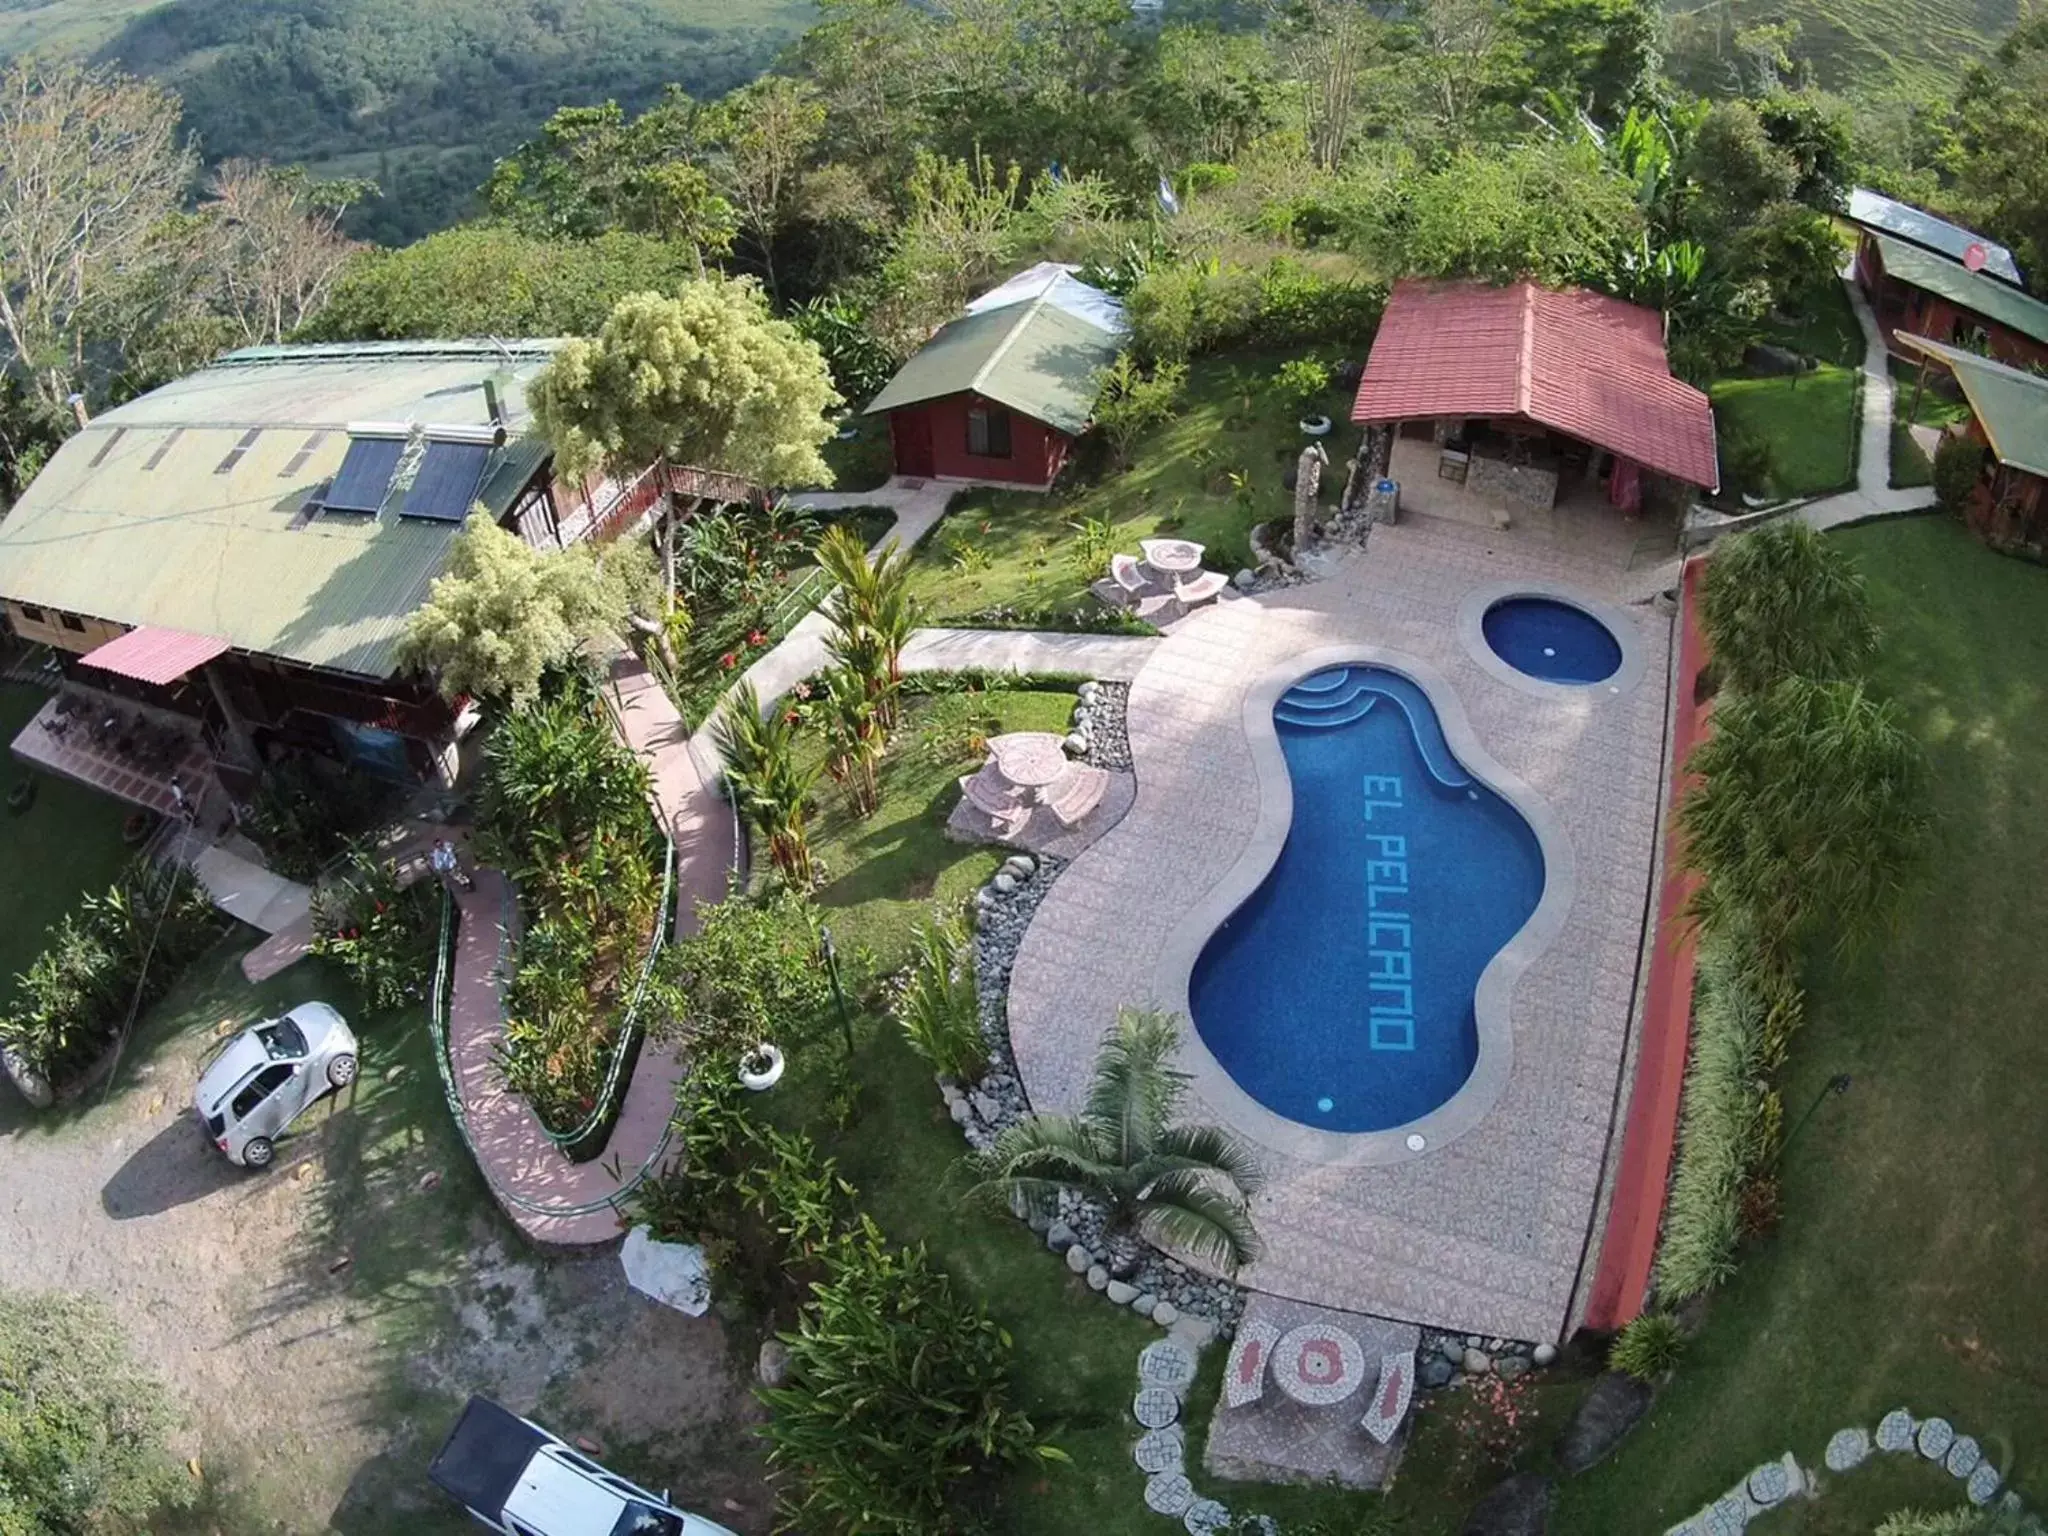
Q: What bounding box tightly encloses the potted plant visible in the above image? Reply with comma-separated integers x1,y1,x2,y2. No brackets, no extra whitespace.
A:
1274,357,1333,437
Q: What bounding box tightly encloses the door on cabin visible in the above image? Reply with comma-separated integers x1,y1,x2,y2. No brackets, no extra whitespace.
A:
892,409,935,478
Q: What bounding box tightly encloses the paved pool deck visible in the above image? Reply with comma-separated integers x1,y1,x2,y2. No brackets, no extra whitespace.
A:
1006,513,1674,1343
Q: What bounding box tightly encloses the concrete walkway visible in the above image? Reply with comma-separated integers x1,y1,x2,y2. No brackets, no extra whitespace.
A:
791,474,958,555
1795,273,1939,530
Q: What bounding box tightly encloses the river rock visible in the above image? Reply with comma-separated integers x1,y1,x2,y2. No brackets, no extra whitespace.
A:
1532,1343,1557,1367
1824,1428,1870,1472
1152,1301,1179,1326
1065,1242,1092,1274
1087,1265,1109,1291
948,1097,972,1126
1045,1221,1075,1251
1420,1356,1456,1390
1461,1472,1552,1536
970,1091,1002,1123
993,872,1017,895
1464,1349,1493,1375
2,1048,53,1110
756,1339,790,1388
1556,1373,1653,1475
1496,1355,1530,1381
1917,1417,1955,1460
1106,1279,1138,1305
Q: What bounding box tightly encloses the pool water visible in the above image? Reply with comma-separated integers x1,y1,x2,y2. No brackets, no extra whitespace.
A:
1188,665,1545,1133
1482,597,1622,684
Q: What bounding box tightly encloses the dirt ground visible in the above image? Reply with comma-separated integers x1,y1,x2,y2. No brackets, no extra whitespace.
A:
0,943,773,1535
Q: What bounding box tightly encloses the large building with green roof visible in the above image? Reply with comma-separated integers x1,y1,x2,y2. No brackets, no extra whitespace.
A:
0,340,617,794
1898,332,2048,559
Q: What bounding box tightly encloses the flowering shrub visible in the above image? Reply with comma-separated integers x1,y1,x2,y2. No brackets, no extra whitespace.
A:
310,845,437,1012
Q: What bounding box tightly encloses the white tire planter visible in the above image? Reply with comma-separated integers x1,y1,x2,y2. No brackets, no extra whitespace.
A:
738,1044,786,1091
1298,415,1333,438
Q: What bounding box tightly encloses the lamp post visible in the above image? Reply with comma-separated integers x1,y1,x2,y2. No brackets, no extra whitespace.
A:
1777,1073,1853,1167
820,923,854,1057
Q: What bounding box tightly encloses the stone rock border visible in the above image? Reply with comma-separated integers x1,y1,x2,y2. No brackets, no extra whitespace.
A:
1662,1407,2027,1534
934,678,1246,1336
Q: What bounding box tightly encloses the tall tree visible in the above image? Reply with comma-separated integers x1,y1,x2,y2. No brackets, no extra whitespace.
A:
200,161,366,347
1954,14,2048,295
1270,0,1393,170
0,60,193,418
703,77,828,305
1409,0,1513,143
1498,0,1660,120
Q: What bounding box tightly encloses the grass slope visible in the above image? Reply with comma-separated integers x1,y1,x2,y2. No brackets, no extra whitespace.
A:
0,684,134,1014
1667,0,2018,98
1555,515,2048,1529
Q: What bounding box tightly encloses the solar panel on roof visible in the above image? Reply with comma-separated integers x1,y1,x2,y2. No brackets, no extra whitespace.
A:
402,440,492,523
324,435,406,515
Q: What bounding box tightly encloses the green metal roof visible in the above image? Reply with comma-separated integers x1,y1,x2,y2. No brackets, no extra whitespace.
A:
1898,333,2048,480
865,295,1124,435
0,343,561,678
1872,232,2048,347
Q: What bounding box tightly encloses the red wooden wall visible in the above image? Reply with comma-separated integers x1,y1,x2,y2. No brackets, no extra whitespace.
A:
885,392,1071,486
1857,233,2048,371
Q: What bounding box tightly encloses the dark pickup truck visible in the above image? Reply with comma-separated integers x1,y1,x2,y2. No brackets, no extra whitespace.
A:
428,1396,737,1536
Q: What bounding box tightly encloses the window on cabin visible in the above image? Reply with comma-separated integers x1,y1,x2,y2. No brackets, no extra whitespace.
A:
966,406,1013,459
19,605,44,624
59,613,85,633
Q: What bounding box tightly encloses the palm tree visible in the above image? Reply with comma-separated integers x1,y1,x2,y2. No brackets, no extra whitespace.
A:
713,682,820,887
817,524,918,727
1699,520,1878,697
970,1008,1265,1276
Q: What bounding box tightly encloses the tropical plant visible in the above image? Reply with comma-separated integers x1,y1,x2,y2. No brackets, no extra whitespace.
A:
810,665,886,816
1698,520,1879,696
0,1288,192,1533
660,890,831,1056
309,843,438,1011
1655,928,1797,1300
0,861,217,1083
893,916,985,1080
712,683,820,887
970,1007,1264,1275
1066,514,1118,578
1272,355,1332,420
760,1217,1064,1535
1091,351,1187,470
1681,675,1928,955
1609,1311,1686,1380
816,523,918,728
240,755,394,882
478,676,653,878
1875,1507,2035,1536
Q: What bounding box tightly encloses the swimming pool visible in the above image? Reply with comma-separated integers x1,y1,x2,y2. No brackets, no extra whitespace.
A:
1481,597,1623,685
1187,665,1546,1133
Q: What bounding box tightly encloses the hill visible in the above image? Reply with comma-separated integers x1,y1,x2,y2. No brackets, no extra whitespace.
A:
0,0,814,244
1666,0,2018,99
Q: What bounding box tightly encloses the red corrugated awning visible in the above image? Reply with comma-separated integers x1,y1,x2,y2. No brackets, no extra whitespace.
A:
1352,280,1721,491
80,626,232,685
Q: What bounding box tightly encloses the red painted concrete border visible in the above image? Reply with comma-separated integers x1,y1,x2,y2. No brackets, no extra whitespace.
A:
1584,556,1713,1331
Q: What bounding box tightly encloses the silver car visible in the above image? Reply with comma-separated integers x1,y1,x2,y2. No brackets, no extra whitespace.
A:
193,1003,358,1167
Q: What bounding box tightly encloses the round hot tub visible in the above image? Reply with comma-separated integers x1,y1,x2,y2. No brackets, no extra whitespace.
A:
1481,596,1623,685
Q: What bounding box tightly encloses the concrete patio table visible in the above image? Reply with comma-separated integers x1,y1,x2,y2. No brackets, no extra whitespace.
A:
987,732,1071,791
1139,538,1205,576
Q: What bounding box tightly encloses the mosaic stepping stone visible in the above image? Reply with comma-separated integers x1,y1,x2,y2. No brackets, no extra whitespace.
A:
1876,1409,1916,1452
1140,1338,1199,1395
1747,1460,1792,1506
1663,1520,1708,1536
1824,1428,1871,1472
1134,1427,1184,1475
1360,1349,1414,1445
1946,1434,1982,1478
1183,1499,1231,1534
1917,1417,1955,1460
1223,1316,1279,1408
1967,1462,2003,1506
1144,1472,1195,1516
1134,1387,1181,1429
1703,1492,1750,1536
1273,1322,1367,1406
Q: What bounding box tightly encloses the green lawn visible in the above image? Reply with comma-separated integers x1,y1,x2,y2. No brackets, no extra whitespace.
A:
1555,517,2048,1529
0,684,135,1013
1711,367,1861,501
904,348,1348,627
1891,422,1934,488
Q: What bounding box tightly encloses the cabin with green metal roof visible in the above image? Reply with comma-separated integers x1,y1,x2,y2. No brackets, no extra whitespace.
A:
0,340,626,798
1898,332,2048,559
1855,230,2048,372
865,263,1127,488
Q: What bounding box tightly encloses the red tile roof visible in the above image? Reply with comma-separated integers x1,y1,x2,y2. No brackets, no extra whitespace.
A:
80,626,231,685
1351,280,1720,490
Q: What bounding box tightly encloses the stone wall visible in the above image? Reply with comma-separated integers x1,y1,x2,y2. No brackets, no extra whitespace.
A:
1467,451,1559,513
